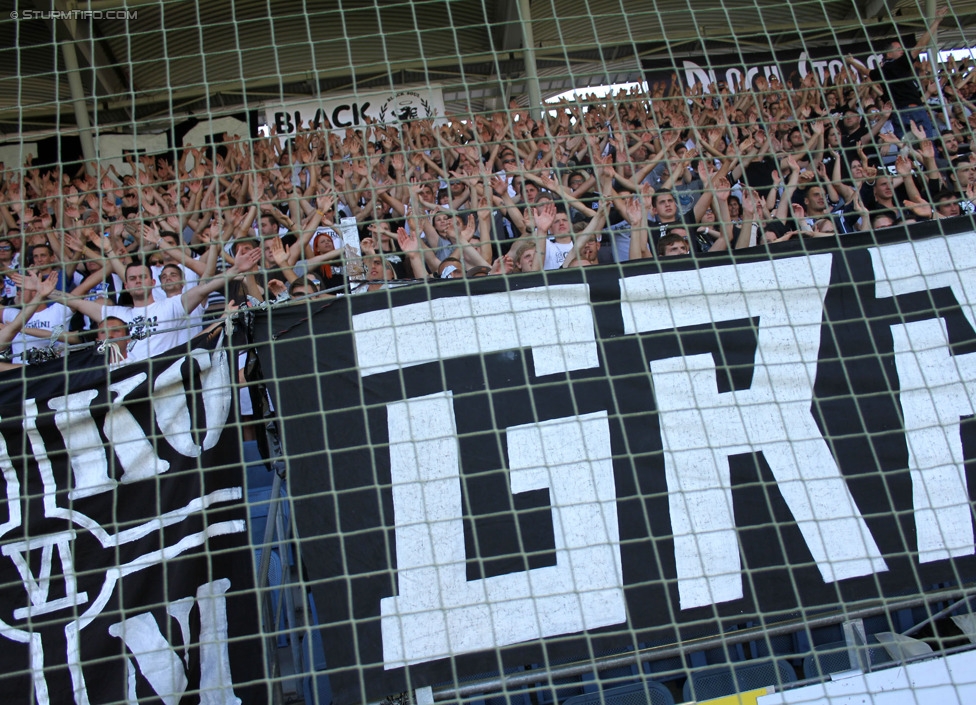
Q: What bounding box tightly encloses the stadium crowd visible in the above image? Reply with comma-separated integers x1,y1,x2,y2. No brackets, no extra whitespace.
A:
0,8,974,364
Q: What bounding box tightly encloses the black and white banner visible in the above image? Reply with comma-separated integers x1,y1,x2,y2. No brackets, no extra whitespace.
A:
641,41,884,91
255,220,976,705
0,333,263,703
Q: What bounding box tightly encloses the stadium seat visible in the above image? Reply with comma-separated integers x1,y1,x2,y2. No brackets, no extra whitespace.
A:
435,666,532,705
636,641,685,683
682,660,797,702
563,679,675,705
581,645,644,693
801,639,893,679
528,658,585,705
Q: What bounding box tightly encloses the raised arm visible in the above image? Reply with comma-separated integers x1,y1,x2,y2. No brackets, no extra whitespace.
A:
911,6,949,60
181,246,261,314
0,272,58,348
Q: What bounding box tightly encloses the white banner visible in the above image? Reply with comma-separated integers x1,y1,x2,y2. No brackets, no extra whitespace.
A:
262,86,444,135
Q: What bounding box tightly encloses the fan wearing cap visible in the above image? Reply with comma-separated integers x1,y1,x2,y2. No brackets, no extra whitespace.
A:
436,258,464,279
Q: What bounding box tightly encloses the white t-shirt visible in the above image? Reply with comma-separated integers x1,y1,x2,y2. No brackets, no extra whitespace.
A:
2,302,71,363
543,239,574,270
103,296,192,361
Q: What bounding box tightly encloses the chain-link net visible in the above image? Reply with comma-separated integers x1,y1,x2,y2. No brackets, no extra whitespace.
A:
2,1,976,704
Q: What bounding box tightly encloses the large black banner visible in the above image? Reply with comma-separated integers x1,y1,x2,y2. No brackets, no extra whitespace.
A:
0,332,263,704
254,219,976,705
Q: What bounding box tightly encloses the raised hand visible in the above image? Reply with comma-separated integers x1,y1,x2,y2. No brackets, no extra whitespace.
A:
531,200,557,234
232,246,262,274
396,227,421,253
142,221,161,247
895,154,914,176
267,279,287,299
359,237,377,256
267,236,290,268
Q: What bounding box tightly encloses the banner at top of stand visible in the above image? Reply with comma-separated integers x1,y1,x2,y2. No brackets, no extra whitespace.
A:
262,85,445,135
641,40,885,92
253,219,976,705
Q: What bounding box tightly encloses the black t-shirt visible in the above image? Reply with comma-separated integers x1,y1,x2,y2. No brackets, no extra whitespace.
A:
744,155,778,191
871,54,922,109
648,211,700,251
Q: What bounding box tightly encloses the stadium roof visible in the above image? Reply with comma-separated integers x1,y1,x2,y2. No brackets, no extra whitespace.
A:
2,0,976,137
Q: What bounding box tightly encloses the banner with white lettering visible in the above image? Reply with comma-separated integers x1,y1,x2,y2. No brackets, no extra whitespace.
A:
254,220,976,705
0,333,263,704
641,41,884,91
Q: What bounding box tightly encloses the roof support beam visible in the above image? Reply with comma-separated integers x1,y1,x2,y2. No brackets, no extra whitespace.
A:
59,40,97,163
53,0,132,116
516,0,543,119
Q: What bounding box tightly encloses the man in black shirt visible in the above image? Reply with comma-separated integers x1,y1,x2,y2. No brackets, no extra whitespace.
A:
869,6,948,139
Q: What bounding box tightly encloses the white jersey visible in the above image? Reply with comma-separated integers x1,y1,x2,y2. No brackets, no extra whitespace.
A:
103,296,192,362
543,239,574,270
2,302,72,363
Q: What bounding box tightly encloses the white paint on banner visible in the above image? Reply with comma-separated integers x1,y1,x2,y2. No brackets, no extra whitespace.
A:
195,341,232,451
621,255,887,610
97,133,169,174
757,648,976,704
181,117,249,157
109,613,189,705
353,285,598,378
0,142,38,169
153,356,202,457
45,340,230,501
872,235,976,564
106,373,171,484
891,318,976,563
381,394,622,668
48,390,108,500
3,532,89,620
870,233,976,332
108,579,240,705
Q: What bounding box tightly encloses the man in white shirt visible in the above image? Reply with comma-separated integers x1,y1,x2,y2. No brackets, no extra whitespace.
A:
52,247,260,361
512,200,574,272
0,272,69,364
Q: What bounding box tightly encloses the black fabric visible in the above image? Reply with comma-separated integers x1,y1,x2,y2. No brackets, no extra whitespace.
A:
254,217,976,705
871,53,923,109
0,334,262,704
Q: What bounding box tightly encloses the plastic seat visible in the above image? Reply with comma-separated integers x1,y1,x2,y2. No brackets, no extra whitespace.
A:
582,645,644,693
802,639,892,679
529,657,585,705
682,660,796,702
563,679,674,705
435,666,532,705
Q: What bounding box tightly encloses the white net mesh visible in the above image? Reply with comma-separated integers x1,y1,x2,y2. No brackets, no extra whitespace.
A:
2,2,976,704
